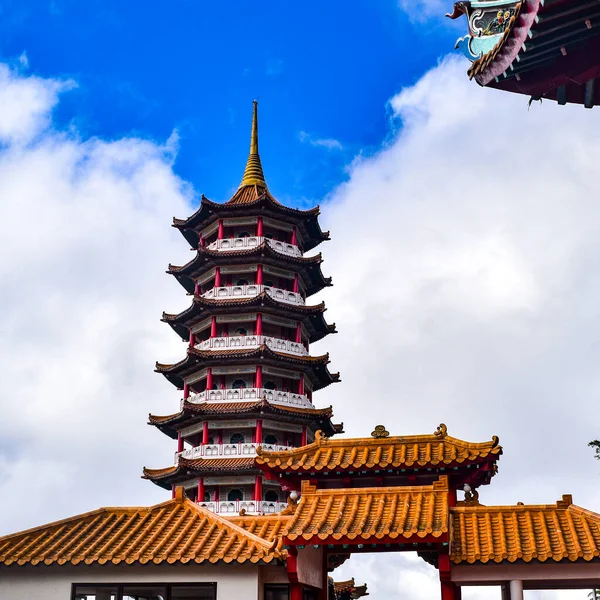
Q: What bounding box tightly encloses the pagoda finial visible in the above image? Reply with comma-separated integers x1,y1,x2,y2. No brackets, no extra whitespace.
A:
239,100,267,188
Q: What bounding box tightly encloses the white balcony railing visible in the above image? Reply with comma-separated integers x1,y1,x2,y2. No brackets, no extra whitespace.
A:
198,500,288,515
186,388,314,409
196,335,308,356
208,236,301,258
202,284,304,306
176,443,293,463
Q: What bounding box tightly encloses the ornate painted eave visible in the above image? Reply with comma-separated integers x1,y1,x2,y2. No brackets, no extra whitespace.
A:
155,345,341,391
161,292,336,343
167,242,332,296
449,0,600,106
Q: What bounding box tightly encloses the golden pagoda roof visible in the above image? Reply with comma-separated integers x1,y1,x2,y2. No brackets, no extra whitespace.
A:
0,488,283,567
256,424,501,473
281,477,449,543
333,579,369,599
450,495,600,564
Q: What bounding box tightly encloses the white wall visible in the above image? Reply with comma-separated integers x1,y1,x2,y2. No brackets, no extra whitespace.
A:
0,563,267,600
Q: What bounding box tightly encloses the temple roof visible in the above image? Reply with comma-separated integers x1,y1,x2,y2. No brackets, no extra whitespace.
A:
143,457,258,489
256,424,501,486
172,103,329,251
450,495,600,564
155,345,340,391
162,292,336,343
148,399,341,439
282,477,449,544
333,579,369,599
456,0,600,106
0,488,282,567
167,242,331,297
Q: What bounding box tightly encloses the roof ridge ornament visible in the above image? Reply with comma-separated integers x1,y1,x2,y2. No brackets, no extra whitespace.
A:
434,423,448,438
239,100,267,189
371,425,389,439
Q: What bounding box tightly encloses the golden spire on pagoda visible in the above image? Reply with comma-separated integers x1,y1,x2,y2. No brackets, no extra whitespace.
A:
239,100,267,188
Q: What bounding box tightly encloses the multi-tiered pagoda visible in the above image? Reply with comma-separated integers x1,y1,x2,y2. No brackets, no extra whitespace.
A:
143,102,341,515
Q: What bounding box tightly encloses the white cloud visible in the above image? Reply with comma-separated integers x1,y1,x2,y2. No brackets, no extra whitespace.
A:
398,0,449,21
18,52,29,69
299,130,343,150
1,56,600,600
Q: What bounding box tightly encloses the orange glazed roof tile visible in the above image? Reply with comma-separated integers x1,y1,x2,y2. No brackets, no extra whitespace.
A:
256,425,501,473
0,488,283,567
450,495,600,564
282,477,449,542
143,457,257,482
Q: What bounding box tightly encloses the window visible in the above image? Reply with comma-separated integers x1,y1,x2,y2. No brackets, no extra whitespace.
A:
237,231,250,238
230,432,244,444
234,327,247,336
264,434,278,445
227,488,243,501
264,380,277,390
231,379,246,389
236,278,249,286
264,280,274,287
73,585,216,600
264,585,289,600
264,490,279,502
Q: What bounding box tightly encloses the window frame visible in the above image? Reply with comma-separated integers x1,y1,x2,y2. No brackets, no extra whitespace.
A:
71,582,217,600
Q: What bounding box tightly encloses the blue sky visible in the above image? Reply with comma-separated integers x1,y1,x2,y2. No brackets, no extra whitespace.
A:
0,0,458,205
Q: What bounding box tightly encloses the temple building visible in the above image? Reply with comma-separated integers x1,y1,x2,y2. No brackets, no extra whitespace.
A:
142,101,341,515
448,0,600,107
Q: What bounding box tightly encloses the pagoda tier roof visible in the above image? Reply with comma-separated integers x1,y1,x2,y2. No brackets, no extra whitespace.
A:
155,345,340,392
0,487,282,567
162,291,336,343
167,242,332,297
450,495,600,564
173,194,329,253
256,424,501,487
148,399,341,439
143,457,258,489
282,477,450,545
461,0,600,106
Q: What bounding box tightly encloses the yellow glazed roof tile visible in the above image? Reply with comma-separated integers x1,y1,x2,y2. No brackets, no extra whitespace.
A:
0,488,283,567
282,477,449,542
450,495,600,564
256,425,501,472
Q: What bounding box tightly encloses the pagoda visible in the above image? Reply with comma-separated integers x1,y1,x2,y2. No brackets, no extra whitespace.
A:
143,102,341,515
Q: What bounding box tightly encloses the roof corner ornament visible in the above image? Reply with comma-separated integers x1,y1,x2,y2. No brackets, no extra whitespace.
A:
491,435,500,448
315,429,327,444
280,490,299,515
371,425,390,439
256,444,263,456
463,483,480,505
434,423,448,438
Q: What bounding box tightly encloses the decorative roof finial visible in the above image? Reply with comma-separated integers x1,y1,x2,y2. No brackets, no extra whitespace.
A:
239,100,267,188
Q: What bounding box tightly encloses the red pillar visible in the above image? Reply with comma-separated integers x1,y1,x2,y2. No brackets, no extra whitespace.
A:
206,368,213,390
290,584,302,600
199,236,205,248
183,382,190,399
217,219,224,239
194,280,199,295
217,429,223,444
255,418,263,444
256,264,263,285
293,273,299,293
255,365,263,388
214,485,220,502
257,216,263,237
177,433,184,453
440,583,457,600
171,485,176,499
448,488,457,508
189,331,195,347
256,313,263,336
301,425,308,446
298,375,304,395
214,267,221,287
202,421,209,445
291,226,297,246
295,322,302,344
210,316,217,338
197,478,205,503
254,475,263,502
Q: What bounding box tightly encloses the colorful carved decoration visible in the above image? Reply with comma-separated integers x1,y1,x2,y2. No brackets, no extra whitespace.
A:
447,0,519,62
371,425,390,438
